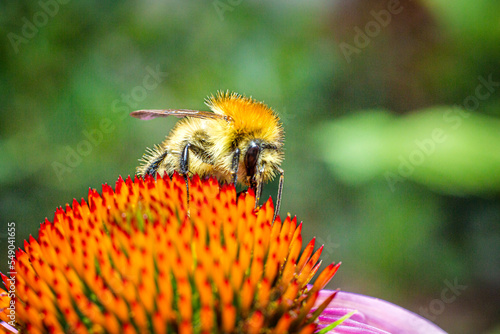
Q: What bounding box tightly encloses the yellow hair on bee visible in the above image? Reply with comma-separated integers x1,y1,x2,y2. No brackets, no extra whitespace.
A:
206,91,282,141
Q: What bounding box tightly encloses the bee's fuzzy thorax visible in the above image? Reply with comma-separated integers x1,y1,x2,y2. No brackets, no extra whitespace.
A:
205,91,283,143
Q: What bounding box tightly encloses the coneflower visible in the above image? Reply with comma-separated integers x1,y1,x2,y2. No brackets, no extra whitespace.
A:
0,173,445,334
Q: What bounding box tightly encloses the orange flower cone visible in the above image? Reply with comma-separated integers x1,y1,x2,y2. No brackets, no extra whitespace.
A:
0,173,340,334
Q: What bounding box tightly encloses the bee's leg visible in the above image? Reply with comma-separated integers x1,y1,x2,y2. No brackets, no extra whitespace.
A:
252,165,266,209
144,151,168,176
273,167,284,223
180,143,191,213
231,148,241,185
244,142,261,206
255,180,263,210
139,145,168,177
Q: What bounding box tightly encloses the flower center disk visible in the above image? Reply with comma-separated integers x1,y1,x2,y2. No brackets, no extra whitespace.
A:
1,173,339,334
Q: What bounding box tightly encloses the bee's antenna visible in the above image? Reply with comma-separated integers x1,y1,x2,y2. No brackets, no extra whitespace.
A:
273,167,284,223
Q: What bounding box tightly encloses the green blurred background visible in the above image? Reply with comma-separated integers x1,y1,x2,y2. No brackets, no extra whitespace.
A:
1,0,499,333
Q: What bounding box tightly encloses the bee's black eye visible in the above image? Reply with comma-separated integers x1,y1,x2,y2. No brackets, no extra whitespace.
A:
245,142,260,181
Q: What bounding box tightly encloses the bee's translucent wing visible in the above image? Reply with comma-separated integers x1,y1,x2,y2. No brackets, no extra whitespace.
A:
130,109,232,121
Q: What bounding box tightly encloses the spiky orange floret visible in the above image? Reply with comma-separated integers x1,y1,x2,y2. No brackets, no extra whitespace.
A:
0,173,338,334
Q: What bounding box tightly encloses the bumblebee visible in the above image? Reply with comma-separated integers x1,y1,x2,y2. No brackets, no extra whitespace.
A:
131,91,284,220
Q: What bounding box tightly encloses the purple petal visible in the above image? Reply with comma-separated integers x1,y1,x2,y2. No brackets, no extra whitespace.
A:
314,290,447,334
